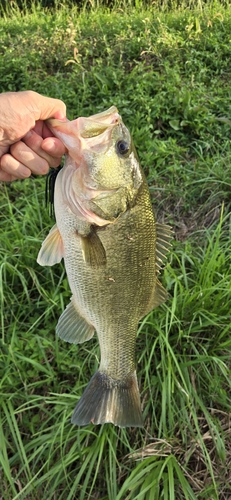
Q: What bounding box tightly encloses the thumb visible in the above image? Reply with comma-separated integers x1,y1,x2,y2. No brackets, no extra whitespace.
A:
27,91,66,121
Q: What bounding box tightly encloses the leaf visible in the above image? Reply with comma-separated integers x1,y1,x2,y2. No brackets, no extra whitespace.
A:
169,120,180,130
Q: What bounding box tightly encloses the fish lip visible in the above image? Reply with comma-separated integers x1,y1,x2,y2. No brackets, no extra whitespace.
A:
82,105,119,124
45,116,69,132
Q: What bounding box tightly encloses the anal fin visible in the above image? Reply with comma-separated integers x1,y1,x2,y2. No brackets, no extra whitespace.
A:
56,300,95,344
71,370,143,427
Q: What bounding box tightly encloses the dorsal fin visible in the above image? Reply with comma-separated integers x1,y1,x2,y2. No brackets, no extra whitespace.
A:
142,223,173,316
155,223,173,274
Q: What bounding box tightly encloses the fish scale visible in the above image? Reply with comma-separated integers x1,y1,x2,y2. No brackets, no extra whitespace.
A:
37,106,172,427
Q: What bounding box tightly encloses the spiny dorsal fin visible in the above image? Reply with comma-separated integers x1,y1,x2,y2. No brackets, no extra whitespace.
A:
155,222,173,274
144,223,173,314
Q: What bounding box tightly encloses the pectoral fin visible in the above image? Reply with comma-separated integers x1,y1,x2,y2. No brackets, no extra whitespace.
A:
37,224,64,266
56,299,95,344
81,228,106,268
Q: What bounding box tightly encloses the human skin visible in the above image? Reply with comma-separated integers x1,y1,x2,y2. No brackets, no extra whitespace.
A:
0,91,67,182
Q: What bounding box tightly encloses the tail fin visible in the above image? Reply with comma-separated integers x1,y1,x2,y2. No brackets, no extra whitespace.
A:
71,370,143,427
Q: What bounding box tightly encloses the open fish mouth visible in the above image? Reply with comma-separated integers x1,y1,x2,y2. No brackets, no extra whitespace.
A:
46,106,121,157
78,106,120,138
78,107,121,154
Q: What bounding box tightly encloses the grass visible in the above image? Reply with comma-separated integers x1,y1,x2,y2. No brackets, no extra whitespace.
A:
0,1,231,499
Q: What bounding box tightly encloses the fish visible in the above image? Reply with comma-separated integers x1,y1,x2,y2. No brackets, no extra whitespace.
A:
37,106,172,427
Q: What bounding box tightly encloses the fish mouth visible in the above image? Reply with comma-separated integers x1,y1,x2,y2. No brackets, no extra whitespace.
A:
46,106,121,157
79,106,120,138
77,106,121,154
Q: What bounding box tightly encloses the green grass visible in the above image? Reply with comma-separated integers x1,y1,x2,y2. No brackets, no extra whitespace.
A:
1,1,231,499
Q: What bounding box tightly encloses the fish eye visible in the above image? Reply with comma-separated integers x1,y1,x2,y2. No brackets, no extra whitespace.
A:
116,140,130,156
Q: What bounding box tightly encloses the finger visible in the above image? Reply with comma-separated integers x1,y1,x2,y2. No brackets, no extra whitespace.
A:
33,120,56,139
22,130,63,168
22,129,51,163
41,136,67,157
0,144,10,158
0,168,18,182
10,141,50,175
32,120,44,137
0,153,32,179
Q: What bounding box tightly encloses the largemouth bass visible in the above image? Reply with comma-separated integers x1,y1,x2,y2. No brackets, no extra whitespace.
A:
37,106,172,427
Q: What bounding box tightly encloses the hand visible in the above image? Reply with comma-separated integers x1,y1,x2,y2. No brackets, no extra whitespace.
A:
0,91,67,182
